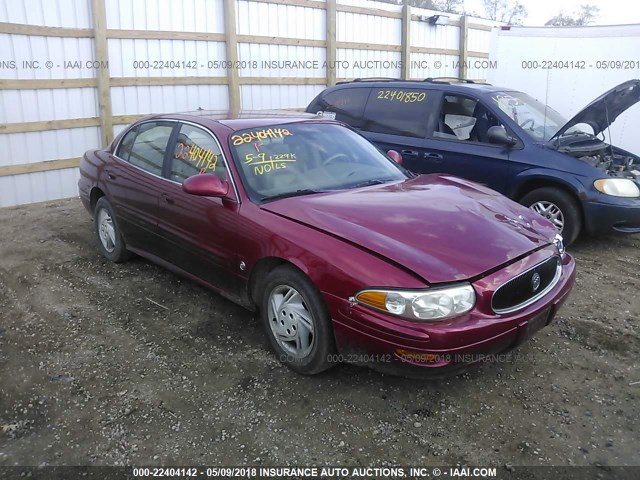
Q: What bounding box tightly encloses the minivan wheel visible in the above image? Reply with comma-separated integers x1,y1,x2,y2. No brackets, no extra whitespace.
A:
94,197,132,263
520,187,581,245
260,266,337,375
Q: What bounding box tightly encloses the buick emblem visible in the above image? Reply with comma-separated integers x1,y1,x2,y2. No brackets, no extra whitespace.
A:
531,272,541,292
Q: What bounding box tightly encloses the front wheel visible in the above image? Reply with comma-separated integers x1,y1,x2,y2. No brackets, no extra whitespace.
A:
520,187,582,245
260,266,337,375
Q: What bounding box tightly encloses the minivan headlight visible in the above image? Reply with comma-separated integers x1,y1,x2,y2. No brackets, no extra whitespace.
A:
354,284,475,321
594,178,640,198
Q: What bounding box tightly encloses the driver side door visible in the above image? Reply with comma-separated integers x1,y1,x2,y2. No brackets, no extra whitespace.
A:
155,123,241,296
421,92,516,193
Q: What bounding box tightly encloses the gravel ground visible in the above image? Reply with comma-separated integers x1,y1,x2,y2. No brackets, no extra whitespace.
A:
0,198,638,473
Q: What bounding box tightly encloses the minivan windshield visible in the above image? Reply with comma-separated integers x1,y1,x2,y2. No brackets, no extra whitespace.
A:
490,91,585,142
229,122,408,202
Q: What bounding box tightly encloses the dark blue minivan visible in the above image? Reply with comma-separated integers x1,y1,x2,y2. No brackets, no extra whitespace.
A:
306,78,640,244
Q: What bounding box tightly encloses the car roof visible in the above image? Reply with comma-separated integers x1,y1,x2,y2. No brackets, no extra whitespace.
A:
147,110,330,132
332,79,516,95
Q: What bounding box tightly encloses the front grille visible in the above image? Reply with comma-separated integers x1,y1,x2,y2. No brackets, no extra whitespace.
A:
492,256,561,314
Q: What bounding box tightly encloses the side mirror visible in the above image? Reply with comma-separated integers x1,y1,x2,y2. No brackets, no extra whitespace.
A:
387,150,403,164
487,126,517,146
182,173,229,197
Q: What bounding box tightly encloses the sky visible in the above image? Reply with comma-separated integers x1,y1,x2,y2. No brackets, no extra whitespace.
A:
464,0,640,26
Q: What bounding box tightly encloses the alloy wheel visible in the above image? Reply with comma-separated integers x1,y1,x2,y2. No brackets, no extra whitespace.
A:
530,200,564,232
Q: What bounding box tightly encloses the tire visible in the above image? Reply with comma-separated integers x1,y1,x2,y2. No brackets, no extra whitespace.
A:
260,265,337,375
94,197,132,263
520,187,582,245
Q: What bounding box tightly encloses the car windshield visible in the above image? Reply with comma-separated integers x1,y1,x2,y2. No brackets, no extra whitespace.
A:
490,91,586,142
229,122,408,202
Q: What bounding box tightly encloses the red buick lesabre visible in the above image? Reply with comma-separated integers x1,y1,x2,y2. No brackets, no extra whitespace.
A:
78,113,576,376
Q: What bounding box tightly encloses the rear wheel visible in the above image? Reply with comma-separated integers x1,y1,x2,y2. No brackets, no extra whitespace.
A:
260,266,336,375
520,187,581,245
94,197,132,263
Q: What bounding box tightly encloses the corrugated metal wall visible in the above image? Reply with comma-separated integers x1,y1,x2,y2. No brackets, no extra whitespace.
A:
0,0,500,207
0,0,96,206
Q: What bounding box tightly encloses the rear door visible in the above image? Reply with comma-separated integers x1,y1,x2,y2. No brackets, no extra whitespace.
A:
108,120,177,254
419,92,516,192
359,86,434,167
156,122,240,295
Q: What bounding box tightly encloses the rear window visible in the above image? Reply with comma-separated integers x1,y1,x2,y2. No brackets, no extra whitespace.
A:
315,87,369,127
362,88,429,138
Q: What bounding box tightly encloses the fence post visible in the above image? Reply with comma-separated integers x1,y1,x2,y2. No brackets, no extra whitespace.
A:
224,0,240,117
326,0,336,86
91,0,113,147
459,15,468,79
401,0,410,80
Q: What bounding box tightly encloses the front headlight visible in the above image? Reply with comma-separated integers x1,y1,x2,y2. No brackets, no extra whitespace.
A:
553,233,566,257
594,178,640,198
354,284,475,321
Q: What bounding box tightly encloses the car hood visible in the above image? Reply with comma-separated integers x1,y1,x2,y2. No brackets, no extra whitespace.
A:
549,79,640,142
261,175,557,284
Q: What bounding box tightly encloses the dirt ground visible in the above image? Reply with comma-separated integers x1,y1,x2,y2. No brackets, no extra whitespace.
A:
0,198,638,472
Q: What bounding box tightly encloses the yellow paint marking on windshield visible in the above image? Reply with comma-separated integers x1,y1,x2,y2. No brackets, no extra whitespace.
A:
231,128,293,146
245,152,297,176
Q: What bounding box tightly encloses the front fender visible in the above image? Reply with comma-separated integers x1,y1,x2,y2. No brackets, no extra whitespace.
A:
508,168,589,201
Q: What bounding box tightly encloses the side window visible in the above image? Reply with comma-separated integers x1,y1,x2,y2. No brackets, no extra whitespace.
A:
170,124,226,183
433,94,502,143
362,88,429,138
318,88,369,128
128,122,174,176
116,128,137,161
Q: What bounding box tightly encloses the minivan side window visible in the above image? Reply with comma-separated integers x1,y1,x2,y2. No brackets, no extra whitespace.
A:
170,124,226,183
433,94,503,144
362,88,429,138
316,88,369,128
127,122,174,176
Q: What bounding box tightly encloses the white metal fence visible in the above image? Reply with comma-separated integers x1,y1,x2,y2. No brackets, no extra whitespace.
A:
0,0,500,207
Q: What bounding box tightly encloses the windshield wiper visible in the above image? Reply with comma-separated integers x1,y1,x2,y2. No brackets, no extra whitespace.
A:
350,178,395,188
261,189,327,203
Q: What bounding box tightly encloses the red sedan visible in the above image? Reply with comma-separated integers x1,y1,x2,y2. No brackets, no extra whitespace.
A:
78,113,576,376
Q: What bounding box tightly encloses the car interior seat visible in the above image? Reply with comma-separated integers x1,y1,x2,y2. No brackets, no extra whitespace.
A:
438,101,457,136
470,103,499,143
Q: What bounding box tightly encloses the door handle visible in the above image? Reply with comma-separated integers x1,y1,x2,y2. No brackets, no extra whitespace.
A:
105,169,116,180
161,193,175,204
400,150,419,159
424,153,443,162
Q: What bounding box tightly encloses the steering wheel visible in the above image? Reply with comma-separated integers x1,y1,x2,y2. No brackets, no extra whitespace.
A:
321,153,350,167
520,118,535,129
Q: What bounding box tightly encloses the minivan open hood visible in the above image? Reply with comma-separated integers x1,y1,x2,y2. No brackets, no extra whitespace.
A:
549,79,640,142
